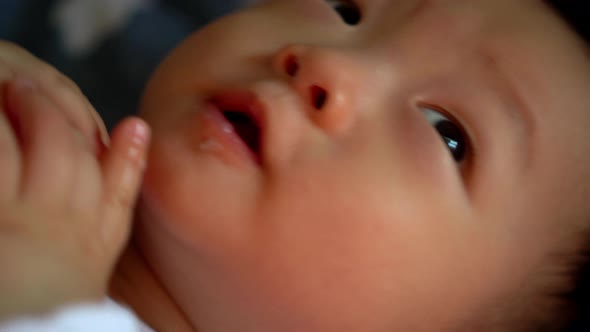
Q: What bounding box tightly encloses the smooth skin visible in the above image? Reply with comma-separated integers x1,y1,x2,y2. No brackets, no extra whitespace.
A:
1,0,589,331
0,42,150,320
113,0,590,331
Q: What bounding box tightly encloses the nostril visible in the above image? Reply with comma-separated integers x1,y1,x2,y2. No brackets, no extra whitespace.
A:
285,55,299,77
311,85,328,110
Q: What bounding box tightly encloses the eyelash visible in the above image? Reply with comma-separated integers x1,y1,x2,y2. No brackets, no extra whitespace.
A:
325,0,362,25
323,2,474,170
420,105,472,166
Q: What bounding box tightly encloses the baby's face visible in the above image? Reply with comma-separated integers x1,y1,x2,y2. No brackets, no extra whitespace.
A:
137,0,590,330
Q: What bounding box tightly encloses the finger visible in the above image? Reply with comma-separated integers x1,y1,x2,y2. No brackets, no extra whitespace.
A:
0,41,33,82
5,78,77,202
99,117,150,252
69,145,102,217
0,43,107,155
37,73,108,154
0,82,22,200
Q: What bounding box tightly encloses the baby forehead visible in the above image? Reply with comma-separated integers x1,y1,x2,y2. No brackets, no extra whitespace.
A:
359,2,521,71
354,3,502,61
367,4,590,152
365,0,539,38
365,0,589,86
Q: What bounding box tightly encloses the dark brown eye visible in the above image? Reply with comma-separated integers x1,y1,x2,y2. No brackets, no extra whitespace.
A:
326,0,362,25
422,107,468,163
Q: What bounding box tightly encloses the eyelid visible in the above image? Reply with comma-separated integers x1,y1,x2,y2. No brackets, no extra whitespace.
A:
422,106,450,124
419,104,461,127
325,0,362,25
417,103,476,170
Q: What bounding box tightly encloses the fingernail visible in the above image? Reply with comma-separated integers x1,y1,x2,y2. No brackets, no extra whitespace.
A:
131,120,150,145
127,121,150,171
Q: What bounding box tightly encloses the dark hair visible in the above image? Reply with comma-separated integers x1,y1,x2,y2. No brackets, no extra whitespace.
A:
543,1,590,331
545,0,590,43
560,246,590,331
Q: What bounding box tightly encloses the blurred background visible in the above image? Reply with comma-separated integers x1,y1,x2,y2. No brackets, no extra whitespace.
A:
0,0,252,129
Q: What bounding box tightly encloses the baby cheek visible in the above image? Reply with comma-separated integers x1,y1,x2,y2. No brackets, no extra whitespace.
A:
389,112,469,213
247,181,474,330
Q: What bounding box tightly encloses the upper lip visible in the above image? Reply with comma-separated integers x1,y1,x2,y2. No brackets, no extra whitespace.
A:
208,81,308,171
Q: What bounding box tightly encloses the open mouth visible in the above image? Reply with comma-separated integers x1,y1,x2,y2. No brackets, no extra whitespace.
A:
210,92,264,162
221,111,261,157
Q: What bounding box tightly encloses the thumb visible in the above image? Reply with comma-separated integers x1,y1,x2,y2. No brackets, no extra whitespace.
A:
99,117,150,253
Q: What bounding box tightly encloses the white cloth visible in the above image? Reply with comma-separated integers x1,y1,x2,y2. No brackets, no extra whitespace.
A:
51,0,155,56
0,299,154,332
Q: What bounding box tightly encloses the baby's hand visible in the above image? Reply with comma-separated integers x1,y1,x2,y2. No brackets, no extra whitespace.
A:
0,77,150,320
0,40,109,154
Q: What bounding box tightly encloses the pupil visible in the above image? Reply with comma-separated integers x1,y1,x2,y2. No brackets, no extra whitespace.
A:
334,4,361,25
435,121,466,162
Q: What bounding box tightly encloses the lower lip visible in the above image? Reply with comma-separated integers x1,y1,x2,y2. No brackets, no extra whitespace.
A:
196,102,258,167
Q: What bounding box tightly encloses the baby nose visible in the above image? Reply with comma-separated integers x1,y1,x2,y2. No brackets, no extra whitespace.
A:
273,44,360,134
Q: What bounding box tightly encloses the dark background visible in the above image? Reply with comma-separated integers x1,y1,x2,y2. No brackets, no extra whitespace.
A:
0,0,248,129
